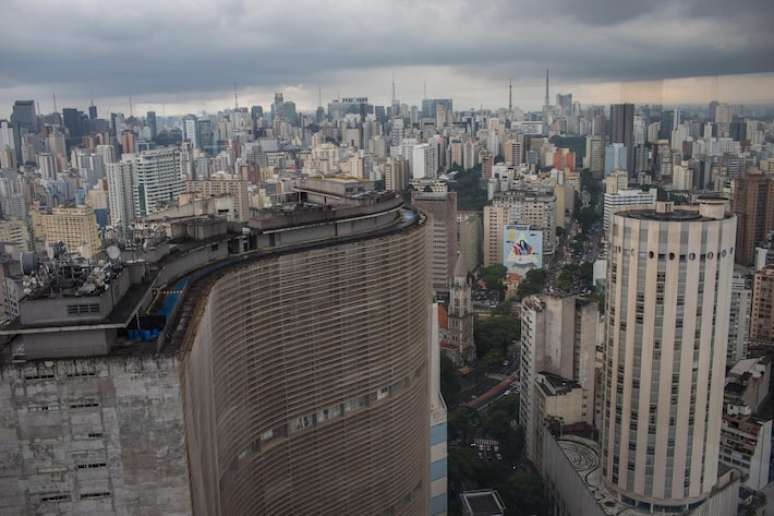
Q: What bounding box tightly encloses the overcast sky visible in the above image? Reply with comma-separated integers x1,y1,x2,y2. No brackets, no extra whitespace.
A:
1,0,773,117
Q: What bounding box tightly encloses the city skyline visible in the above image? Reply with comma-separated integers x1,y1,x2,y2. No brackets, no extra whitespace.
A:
3,71,774,121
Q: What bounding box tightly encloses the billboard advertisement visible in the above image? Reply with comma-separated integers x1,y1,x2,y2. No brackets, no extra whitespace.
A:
503,225,543,272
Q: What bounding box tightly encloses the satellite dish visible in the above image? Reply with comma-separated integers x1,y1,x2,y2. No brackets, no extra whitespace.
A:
106,245,121,261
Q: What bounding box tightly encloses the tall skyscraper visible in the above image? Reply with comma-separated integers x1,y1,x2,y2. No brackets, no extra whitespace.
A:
88,104,98,120
602,201,736,511
610,103,634,173
0,119,17,169
751,265,774,341
106,160,136,227
183,115,198,148
604,142,628,176
119,147,182,217
727,271,752,363
544,69,550,107
586,135,604,175
520,294,598,466
420,99,452,120
11,100,37,132
146,111,157,141
733,169,774,266
659,109,679,140
411,191,458,293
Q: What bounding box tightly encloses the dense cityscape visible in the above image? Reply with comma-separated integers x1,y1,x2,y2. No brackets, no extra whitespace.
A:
1,2,774,514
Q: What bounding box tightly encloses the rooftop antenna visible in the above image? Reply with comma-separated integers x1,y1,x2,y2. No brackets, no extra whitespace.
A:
233,82,239,110
544,69,550,107
508,79,513,112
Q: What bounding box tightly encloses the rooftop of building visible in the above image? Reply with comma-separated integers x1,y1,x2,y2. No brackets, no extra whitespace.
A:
0,194,424,364
547,431,738,515
537,372,580,396
460,489,505,516
618,201,733,222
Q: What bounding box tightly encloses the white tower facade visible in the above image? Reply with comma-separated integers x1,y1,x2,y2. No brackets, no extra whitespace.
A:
602,201,736,510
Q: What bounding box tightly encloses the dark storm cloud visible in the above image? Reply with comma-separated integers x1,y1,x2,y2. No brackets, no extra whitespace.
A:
0,0,773,108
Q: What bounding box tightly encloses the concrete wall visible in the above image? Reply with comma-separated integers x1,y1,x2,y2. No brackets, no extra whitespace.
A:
0,355,192,515
20,329,112,360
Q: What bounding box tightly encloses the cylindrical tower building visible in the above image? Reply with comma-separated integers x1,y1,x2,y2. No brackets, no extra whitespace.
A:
602,201,736,510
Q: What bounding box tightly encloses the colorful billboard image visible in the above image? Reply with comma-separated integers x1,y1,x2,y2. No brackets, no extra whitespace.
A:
503,225,543,272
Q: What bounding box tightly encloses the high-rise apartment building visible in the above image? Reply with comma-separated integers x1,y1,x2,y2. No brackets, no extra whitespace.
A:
602,188,657,234
146,111,157,141
586,135,604,175
0,119,16,169
483,190,557,266
520,294,598,467
120,130,136,155
751,265,774,341
126,147,182,217
411,191,458,293
185,177,251,222
39,207,101,258
610,103,634,172
727,271,752,363
421,98,452,119
411,143,432,179
11,100,37,132
504,137,523,167
384,157,410,192
601,201,736,511
106,160,137,228
604,143,628,176
183,115,198,148
720,357,772,491
733,169,774,266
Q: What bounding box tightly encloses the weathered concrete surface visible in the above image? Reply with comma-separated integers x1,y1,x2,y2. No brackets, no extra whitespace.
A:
0,355,192,516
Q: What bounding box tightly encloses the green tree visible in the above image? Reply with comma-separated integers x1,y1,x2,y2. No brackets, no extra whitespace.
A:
480,264,507,293
449,407,481,444
479,349,505,374
497,471,547,516
556,263,579,291
516,269,545,298
475,316,520,358
482,395,519,439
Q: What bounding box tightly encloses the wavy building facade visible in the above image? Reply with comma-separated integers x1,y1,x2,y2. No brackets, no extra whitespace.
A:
0,181,435,515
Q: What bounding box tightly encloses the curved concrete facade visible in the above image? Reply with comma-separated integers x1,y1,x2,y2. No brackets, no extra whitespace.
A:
181,219,430,515
602,205,736,510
